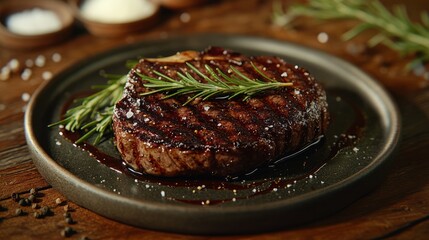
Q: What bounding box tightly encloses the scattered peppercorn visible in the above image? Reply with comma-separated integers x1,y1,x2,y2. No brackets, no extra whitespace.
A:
65,217,74,224
24,198,31,205
28,194,36,203
60,226,74,237
30,188,37,195
31,203,39,209
63,204,70,212
18,199,27,206
55,197,63,205
33,211,42,219
40,206,50,216
80,236,90,240
15,208,22,216
63,212,71,218
11,193,20,202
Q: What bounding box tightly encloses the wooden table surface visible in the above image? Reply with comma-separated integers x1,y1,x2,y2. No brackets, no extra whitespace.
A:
1,0,429,239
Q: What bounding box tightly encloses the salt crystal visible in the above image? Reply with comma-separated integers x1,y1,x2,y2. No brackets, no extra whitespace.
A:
203,106,210,111
8,59,20,72
180,12,191,23
317,32,329,44
294,89,300,95
126,110,134,118
21,92,30,102
353,147,359,153
1,67,10,81
81,0,157,24
42,71,53,81
25,59,34,68
21,68,32,81
160,190,165,197
35,55,46,67
6,8,62,35
281,72,288,77
52,53,62,62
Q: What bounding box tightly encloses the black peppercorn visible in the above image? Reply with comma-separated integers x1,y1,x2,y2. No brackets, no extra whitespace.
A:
40,206,50,216
33,211,42,219
29,188,37,195
65,217,74,224
11,193,20,202
18,199,26,206
15,208,22,216
28,194,36,202
60,226,74,237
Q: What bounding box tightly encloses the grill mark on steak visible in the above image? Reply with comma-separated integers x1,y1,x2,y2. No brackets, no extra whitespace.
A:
113,47,330,177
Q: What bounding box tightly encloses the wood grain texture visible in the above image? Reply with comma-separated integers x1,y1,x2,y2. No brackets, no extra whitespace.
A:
1,0,429,239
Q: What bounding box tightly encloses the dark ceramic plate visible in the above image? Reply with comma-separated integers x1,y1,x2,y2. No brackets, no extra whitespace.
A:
25,34,400,234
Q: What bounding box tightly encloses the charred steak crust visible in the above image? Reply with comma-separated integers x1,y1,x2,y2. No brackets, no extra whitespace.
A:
113,47,329,177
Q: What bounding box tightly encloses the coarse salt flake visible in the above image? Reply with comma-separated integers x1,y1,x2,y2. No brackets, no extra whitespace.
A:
8,59,20,72
180,12,191,23
52,53,62,62
317,32,329,43
21,68,32,81
353,147,359,153
42,71,53,81
1,67,10,81
160,191,165,197
126,110,134,119
25,59,34,68
22,92,30,102
35,55,46,67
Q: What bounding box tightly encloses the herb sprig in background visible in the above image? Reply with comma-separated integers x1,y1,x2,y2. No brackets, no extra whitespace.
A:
273,0,429,68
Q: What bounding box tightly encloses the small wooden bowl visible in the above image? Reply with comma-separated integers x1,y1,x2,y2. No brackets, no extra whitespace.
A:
0,0,74,49
154,0,208,9
69,0,160,37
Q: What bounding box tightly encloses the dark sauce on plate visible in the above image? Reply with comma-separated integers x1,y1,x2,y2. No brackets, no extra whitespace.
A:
59,90,365,205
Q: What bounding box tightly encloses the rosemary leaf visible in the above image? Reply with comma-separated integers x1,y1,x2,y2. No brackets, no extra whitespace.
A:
137,63,293,104
49,75,127,144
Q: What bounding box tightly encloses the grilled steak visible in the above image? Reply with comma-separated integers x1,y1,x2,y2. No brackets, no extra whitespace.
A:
112,47,329,177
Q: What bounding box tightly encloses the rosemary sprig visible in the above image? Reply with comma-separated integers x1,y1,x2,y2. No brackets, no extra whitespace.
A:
49,74,127,144
138,62,293,105
273,0,429,67
51,60,293,144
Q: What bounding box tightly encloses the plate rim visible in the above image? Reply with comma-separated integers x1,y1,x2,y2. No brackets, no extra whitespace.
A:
24,33,401,233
